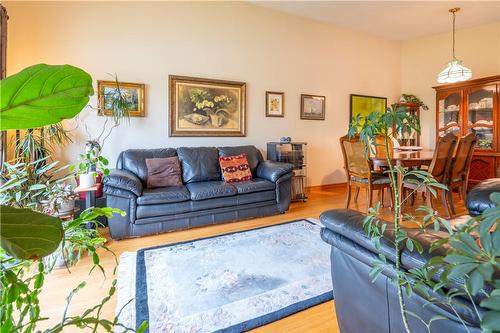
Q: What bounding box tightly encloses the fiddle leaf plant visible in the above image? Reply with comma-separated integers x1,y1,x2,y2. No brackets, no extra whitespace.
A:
0,64,147,332
0,64,94,130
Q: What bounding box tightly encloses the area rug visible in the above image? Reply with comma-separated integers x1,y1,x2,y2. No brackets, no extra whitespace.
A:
116,219,333,333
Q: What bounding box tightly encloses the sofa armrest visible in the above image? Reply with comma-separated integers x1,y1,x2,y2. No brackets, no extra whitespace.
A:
256,160,293,182
103,169,143,197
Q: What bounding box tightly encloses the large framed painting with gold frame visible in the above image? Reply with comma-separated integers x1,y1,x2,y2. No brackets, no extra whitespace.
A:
97,80,145,117
349,94,387,125
169,75,246,137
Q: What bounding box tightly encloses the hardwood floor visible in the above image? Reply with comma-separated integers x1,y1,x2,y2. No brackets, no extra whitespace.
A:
39,184,467,332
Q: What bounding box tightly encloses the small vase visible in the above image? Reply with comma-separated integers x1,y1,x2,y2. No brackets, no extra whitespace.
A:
79,173,95,188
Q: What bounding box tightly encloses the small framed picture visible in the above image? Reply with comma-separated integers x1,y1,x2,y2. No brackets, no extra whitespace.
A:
266,91,284,117
98,81,145,117
301,94,325,120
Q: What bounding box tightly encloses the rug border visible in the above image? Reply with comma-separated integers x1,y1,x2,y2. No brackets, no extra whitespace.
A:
135,218,331,332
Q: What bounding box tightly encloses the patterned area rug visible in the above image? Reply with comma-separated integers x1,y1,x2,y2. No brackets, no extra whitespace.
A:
116,219,333,333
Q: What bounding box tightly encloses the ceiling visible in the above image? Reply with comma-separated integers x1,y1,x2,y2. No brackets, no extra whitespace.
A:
252,1,500,40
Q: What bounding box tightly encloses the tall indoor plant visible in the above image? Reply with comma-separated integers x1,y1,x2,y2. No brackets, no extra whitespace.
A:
0,64,147,332
349,105,499,332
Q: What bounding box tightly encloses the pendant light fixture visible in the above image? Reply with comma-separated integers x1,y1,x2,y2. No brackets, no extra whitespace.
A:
437,8,472,84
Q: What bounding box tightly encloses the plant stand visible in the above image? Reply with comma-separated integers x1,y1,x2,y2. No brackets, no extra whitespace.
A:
74,185,98,228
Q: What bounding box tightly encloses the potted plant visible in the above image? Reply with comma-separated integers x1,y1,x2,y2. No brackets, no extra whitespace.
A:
76,149,110,188
349,104,499,332
42,183,79,216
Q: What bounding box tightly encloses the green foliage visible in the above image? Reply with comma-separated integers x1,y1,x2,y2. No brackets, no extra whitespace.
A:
0,64,93,130
400,93,429,110
76,149,110,176
0,157,72,211
0,205,63,260
0,208,147,333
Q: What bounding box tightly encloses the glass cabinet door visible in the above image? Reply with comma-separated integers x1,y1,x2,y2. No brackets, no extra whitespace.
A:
466,85,496,150
437,91,462,137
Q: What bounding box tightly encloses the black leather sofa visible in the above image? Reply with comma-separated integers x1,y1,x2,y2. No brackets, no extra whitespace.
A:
320,209,484,333
466,178,500,216
103,145,293,239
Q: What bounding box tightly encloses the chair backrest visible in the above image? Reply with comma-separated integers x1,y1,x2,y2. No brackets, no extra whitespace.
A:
374,135,393,159
340,135,371,178
450,133,477,182
428,132,458,182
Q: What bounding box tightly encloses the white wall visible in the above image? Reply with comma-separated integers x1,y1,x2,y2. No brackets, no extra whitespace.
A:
5,1,401,186
401,22,500,148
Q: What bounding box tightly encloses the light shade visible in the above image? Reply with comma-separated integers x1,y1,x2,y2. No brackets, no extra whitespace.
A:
437,59,472,84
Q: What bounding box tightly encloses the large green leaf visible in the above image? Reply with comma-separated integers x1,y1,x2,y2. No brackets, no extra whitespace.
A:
0,64,93,130
0,205,63,259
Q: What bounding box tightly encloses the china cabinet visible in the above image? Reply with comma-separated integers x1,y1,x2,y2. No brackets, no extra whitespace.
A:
434,75,500,188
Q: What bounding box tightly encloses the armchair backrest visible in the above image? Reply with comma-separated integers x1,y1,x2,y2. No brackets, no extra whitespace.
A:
340,135,371,178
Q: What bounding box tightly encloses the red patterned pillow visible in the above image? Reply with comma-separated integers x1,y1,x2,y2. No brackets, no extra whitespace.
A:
219,154,252,183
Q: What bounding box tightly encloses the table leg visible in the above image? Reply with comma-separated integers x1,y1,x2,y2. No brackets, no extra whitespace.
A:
84,190,96,229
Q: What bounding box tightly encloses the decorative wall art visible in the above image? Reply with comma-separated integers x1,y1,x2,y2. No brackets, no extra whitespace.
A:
169,75,246,137
300,94,325,120
97,81,145,117
266,91,284,117
349,94,387,125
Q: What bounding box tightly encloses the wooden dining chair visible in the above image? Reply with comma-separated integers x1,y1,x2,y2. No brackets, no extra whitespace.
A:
340,135,392,210
447,133,477,215
403,132,458,217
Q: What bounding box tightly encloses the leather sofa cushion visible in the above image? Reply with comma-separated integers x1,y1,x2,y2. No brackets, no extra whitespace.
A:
137,186,190,205
231,178,275,194
218,145,263,175
145,157,182,188
186,181,237,201
135,190,276,220
117,148,178,186
177,147,221,183
466,178,500,216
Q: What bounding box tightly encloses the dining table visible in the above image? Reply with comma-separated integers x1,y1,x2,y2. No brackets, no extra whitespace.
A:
370,148,435,169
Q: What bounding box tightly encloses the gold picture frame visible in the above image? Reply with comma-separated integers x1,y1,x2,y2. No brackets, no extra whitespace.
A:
266,91,285,117
169,75,246,137
301,94,325,120
97,80,145,117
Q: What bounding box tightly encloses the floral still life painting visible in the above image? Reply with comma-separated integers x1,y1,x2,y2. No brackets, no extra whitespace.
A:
169,75,246,136
266,91,284,117
98,80,145,117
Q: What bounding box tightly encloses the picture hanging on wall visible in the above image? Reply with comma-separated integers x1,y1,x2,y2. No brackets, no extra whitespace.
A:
97,80,145,117
169,75,246,137
349,94,387,125
300,94,325,120
266,91,285,117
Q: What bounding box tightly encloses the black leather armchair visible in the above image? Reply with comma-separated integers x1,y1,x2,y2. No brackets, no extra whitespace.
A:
103,146,293,239
320,209,483,333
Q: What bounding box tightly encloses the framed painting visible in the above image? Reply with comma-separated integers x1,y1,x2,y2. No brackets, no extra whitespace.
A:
266,91,284,117
169,75,246,137
97,81,145,117
349,94,387,124
301,94,325,120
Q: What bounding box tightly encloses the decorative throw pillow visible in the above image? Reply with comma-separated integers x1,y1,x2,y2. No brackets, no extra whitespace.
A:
145,157,182,188
219,154,252,183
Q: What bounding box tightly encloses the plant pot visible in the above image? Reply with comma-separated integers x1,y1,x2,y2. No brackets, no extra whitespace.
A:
58,199,75,215
79,173,95,188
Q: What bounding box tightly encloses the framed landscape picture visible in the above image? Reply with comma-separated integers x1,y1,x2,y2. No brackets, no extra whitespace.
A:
349,94,387,125
97,81,145,117
301,94,325,120
266,91,284,117
169,75,246,137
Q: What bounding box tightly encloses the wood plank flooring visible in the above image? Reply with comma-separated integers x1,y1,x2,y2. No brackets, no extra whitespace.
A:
38,184,467,332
